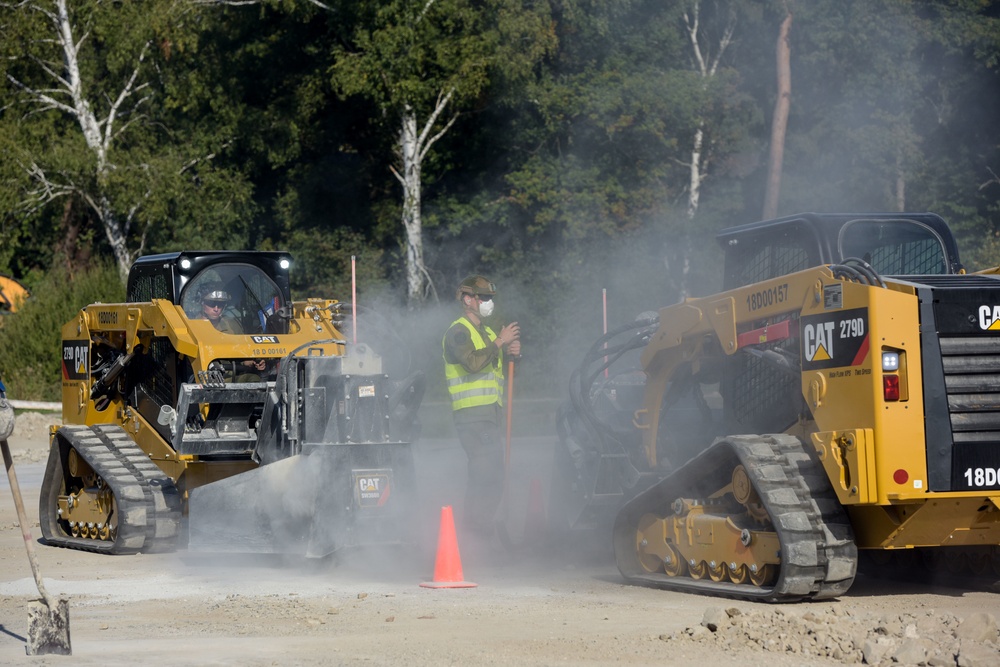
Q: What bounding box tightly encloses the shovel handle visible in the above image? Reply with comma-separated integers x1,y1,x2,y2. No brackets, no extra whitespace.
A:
2,439,53,605
504,360,514,472
496,360,516,530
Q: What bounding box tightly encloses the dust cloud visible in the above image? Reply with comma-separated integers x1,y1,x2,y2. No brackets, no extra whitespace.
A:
168,270,623,589
6,239,701,589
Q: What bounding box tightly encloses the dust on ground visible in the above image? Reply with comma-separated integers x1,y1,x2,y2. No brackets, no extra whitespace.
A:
1,413,998,666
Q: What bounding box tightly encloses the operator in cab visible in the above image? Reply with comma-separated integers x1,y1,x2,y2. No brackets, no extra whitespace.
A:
197,282,266,380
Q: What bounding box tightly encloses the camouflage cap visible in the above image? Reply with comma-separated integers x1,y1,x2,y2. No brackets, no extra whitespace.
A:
456,275,496,300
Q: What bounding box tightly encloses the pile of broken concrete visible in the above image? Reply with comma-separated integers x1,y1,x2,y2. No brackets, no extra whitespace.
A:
663,605,998,666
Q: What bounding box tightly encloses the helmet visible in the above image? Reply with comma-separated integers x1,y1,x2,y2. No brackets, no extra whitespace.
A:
456,275,496,300
200,282,231,303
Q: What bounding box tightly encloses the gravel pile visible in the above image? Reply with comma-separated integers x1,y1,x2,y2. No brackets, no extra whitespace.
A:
664,605,999,666
6,410,60,462
11,411,58,440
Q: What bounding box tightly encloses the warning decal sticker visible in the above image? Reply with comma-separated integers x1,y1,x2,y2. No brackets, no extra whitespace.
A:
800,307,870,371
62,341,89,380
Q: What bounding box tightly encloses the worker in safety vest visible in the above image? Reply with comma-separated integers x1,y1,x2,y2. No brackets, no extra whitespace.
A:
442,275,521,540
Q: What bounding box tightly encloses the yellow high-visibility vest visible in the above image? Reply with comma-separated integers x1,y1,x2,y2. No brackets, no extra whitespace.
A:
442,317,505,411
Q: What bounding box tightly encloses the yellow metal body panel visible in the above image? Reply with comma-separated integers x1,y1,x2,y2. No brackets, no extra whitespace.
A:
58,296,347,495
640,267,826,467
125,406,257,493
638,265,1000,550
811,429,878,505
848,497,1000,549
802,279,929,506
0,274,30,313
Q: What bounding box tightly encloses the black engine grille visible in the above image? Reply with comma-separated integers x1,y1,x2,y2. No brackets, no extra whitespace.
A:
911,274,1000,491
941,336,1000,441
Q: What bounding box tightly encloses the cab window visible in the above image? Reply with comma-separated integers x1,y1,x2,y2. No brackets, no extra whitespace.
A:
181,264,286,335
839,219,948,275
724,222,820,290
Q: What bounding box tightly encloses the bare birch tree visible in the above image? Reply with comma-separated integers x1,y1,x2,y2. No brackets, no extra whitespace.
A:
3,0,156,278
682,2,736,223
675,0,736,298
332,0,553,306
2,0,253,279
394,97,457,305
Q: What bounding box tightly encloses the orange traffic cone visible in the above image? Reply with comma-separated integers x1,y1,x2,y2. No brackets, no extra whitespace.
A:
420,506,478,589
524,477,548,543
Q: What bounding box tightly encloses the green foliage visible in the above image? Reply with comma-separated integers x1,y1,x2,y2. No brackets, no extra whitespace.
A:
431,0,761,322
0,261,124,401
330,0,555,121
285,226,389,300
965,228,1000,273
0,0,256,275
776,0,1000,218
2,0,1000,399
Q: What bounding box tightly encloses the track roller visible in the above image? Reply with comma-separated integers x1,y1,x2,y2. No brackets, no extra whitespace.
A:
39,425,182,554
613,433,857,602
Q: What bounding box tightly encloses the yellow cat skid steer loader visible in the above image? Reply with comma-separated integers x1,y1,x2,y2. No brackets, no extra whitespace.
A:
41,251,425,557
554,213,1000,601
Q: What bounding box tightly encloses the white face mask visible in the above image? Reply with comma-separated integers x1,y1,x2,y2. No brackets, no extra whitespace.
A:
478,298,495,318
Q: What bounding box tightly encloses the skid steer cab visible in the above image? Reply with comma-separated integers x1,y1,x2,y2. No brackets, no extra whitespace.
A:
42,251,425,557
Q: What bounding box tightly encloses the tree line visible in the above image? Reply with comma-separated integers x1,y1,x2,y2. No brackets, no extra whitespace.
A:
2,0,1000,400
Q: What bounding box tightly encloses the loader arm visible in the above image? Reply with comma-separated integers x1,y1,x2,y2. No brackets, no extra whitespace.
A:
637,267,833,468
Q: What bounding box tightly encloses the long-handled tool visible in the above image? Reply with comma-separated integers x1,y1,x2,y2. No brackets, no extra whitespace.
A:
495,359,516,552
0,385,71,655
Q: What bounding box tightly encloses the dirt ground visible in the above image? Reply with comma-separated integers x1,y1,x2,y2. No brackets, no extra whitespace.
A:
2,411,999,666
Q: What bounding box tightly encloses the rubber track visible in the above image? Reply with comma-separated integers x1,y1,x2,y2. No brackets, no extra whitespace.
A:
40,424,181,554
613,433,857,602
